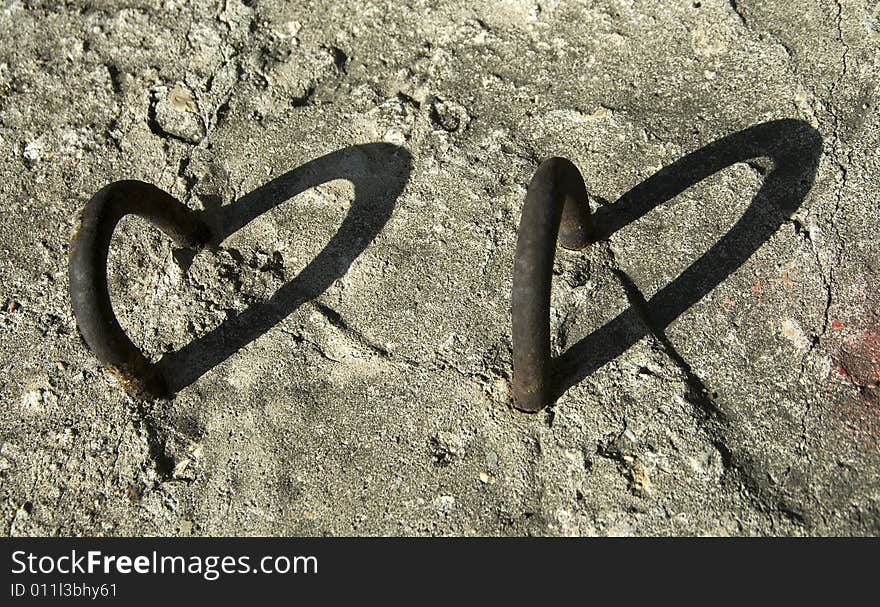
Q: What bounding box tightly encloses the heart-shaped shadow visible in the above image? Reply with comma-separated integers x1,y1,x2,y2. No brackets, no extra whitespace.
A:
148,143,412,394
552,119,822,401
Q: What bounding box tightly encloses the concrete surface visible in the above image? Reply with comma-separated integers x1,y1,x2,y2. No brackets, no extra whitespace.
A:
0,0,877,536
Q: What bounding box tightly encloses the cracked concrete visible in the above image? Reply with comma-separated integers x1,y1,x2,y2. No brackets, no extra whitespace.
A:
0,0,878,536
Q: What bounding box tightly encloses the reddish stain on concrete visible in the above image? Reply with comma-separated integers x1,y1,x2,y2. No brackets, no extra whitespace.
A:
827,283,879,387
825,283,879,442
836,329,880,390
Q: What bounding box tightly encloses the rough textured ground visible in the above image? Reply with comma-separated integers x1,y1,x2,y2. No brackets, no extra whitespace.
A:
0,0,877,536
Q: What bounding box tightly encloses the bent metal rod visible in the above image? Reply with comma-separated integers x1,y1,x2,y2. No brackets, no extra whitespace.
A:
511,158,594,412
70,163,594,411
69,180,212,399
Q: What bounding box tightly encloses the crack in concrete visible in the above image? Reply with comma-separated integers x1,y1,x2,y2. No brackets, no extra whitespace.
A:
826,0,849,252
727,0,793,58
306,300,505,396
603,245,722,421
308,299,393,361
793,0,853,463
602,242,808,529
728,0,747,27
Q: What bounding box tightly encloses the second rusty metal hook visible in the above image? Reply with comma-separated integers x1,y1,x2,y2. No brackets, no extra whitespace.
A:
69,180,212,399
511,158,594,411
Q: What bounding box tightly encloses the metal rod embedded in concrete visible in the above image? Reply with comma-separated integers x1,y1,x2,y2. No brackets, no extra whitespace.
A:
69,180,211,399
511,158,594,411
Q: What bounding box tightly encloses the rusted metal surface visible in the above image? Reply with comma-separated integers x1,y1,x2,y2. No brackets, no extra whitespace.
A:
511,157,594,411
69,180,212,399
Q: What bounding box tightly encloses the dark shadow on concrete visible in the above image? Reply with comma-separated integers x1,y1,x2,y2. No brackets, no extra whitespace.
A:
552,119,823,400
157,143,412,393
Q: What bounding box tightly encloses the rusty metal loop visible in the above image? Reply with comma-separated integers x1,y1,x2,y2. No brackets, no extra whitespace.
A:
69,180,212,399
511,157,594,411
